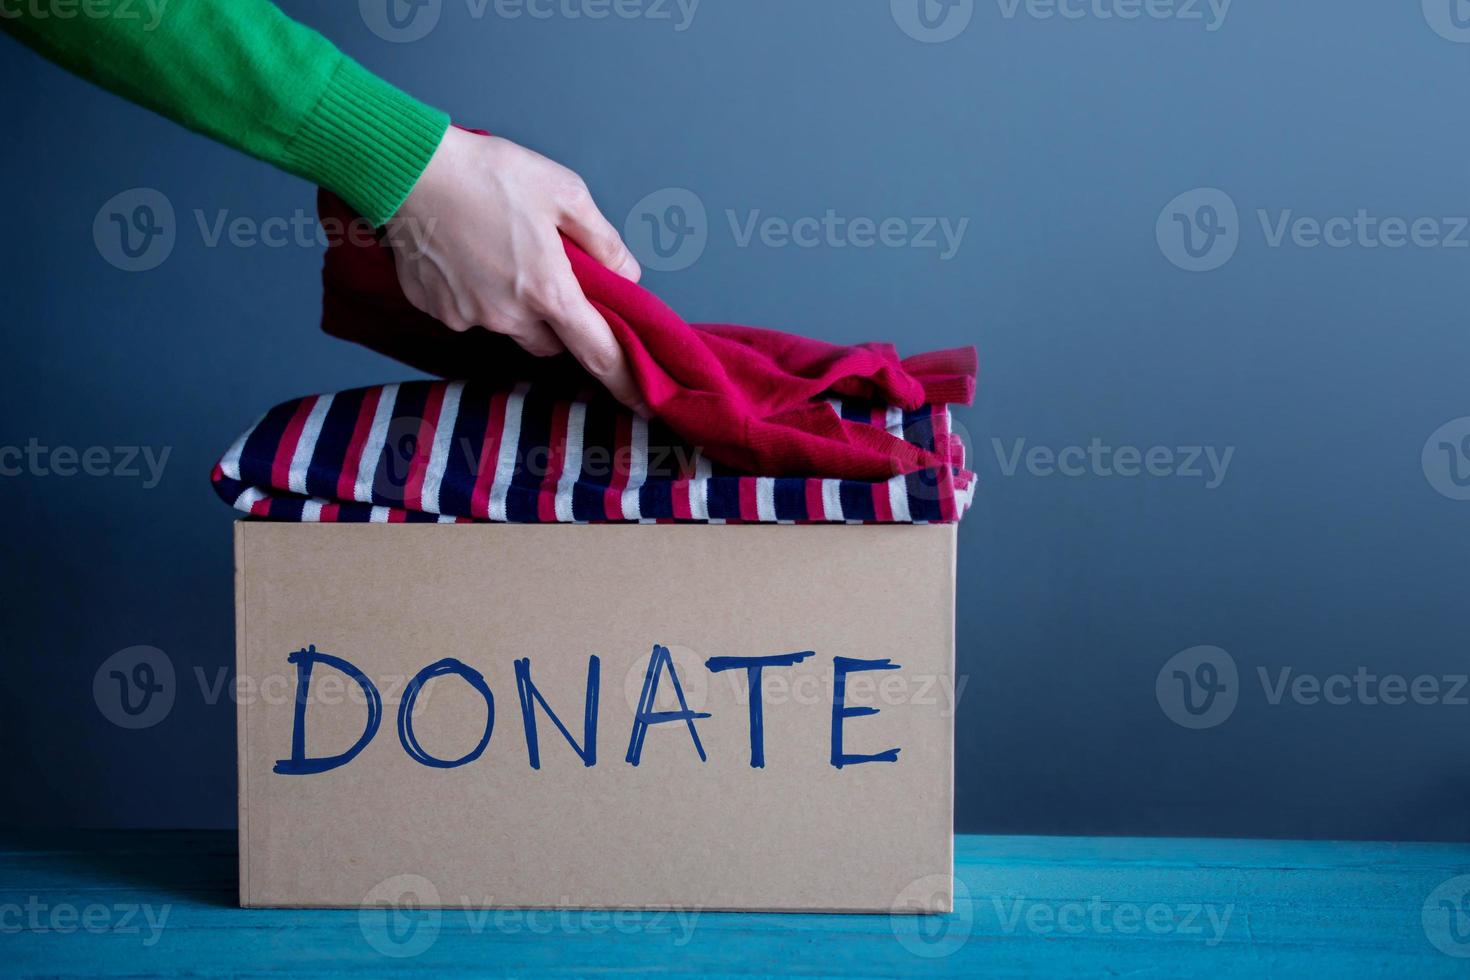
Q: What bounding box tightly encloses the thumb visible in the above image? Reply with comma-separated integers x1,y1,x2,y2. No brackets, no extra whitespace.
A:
560,190,642,283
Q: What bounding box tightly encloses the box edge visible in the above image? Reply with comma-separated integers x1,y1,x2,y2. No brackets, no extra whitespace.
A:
234,520,251,909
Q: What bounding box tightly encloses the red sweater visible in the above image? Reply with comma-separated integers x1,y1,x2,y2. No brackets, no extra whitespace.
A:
317,134,976,480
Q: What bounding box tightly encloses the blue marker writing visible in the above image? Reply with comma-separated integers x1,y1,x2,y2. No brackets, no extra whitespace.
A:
515,655,600,769
704,652,814,768
626,645,710,766
830,656,902,769
397,658,495,769
273,645,382,775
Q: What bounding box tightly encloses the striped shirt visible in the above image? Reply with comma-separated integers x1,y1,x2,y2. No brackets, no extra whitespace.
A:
212,381,975,524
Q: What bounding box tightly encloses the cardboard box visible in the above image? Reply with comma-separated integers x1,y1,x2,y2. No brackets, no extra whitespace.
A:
235,521,956,912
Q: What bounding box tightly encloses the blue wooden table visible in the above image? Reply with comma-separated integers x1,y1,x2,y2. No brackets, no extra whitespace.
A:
3,831,1468,977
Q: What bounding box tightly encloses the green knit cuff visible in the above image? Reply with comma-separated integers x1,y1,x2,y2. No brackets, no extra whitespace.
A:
283,55,449,226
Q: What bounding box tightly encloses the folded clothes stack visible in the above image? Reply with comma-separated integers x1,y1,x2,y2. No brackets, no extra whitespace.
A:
210,132,978,524
211,379,974,524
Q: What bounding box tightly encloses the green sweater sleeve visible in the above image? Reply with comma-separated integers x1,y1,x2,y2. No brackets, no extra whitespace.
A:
2,0,449,225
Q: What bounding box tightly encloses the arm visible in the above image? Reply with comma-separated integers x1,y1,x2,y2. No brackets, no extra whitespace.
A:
3,0,645,409
1,0,445,225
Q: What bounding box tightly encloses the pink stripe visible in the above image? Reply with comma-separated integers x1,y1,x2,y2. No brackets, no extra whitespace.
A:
469,390,510,519
931,408,956,522
320,503,340,523
805,480,826,522
537,400,572,523
604,413,633,520
872,482,894,523
670,440,695,520
738,477,758,522
671,476,692,520
270,397,317,490
336,387,382,502
403,383,447,512
870,406,894,521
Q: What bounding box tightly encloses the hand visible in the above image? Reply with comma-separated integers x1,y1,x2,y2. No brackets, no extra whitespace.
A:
386,127,647,413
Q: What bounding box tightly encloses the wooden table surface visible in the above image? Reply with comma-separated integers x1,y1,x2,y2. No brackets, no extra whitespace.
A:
2,830,1468,977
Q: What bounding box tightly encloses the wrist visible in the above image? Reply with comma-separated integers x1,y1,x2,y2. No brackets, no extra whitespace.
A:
286,55,450,227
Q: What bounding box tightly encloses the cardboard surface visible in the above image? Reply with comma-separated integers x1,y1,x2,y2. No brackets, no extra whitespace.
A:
235,522,956,912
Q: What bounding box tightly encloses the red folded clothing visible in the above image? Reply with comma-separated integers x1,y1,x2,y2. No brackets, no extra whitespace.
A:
318,130,976,480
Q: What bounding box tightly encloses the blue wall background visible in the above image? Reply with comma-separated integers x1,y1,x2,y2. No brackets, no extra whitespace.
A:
3,0,1468,840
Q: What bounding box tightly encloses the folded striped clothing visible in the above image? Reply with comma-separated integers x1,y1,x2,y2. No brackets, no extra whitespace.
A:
212,380,974,524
